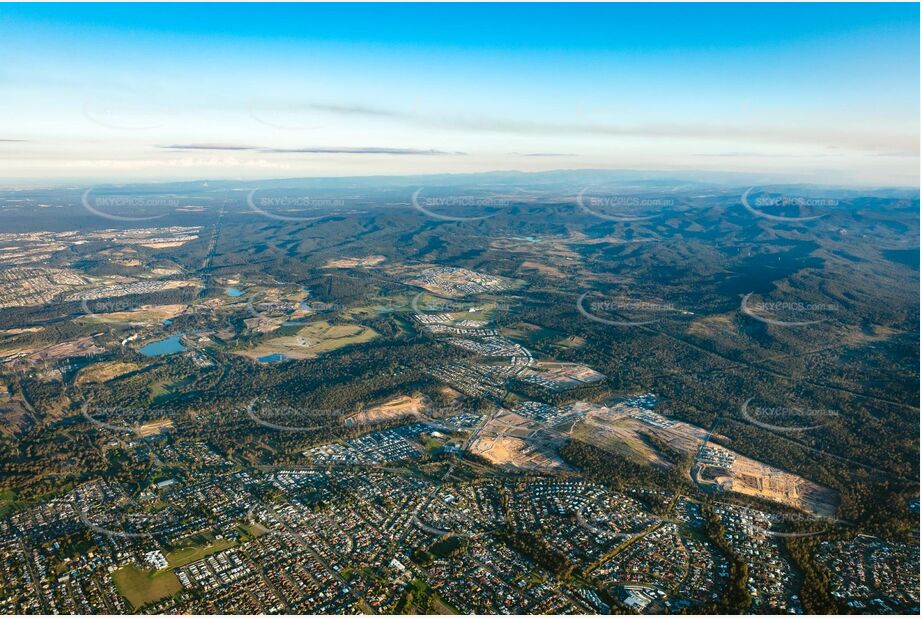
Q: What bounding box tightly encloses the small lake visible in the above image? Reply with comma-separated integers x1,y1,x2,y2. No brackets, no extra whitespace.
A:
226,287,243,297
139,335,187,357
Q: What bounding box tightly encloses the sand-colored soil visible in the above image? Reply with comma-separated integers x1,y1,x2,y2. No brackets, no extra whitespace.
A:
521,361,605,387
348,394,428,425
139,241,192,249
323,255,386,268
470,435,565,471
470,410,567,471
84,304,187,324
572,403,839,516
136,418,174,438
21,336,104,364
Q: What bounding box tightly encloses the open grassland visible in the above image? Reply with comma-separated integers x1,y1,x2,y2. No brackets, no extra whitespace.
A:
75,361,140,385
238,522,270,540
0,489,16,518
516,259,565,278
111,565,180,610
166,538,235,569
235,320,378,360
79,304,187,325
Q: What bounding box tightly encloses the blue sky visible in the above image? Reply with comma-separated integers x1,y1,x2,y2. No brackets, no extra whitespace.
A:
1,3,918,185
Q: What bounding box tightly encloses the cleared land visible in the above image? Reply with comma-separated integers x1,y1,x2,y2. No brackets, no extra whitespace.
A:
0,327,43,336
348,394,428,425
403,266,513,298
573,404,839,516
519,361,605,389
471,435,565,470
243,316,283,334
323,255,386,268
1,335,104,366
700,455,840,518
80,303,187,325
136,418,174,438
470,410,567,471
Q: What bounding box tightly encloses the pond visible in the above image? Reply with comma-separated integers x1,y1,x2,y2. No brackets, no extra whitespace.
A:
139,335,187,357
226,287,243,297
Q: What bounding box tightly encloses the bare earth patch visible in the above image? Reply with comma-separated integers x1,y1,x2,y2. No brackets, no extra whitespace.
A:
323,255,386,268
470,410,568,471
573,403,839,516
136,418,174,438
84,304,188,325
348,394,429,425
519,361,605,389
470,434,565,471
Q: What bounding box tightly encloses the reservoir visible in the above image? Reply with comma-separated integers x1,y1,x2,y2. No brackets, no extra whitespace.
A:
139,334,187,357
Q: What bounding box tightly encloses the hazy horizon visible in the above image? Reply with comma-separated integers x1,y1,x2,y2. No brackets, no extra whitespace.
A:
2,167,920,193
1,3,918,186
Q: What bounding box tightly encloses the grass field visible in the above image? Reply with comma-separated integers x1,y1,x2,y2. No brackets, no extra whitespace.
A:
238,522,270,540
429,535,467,558
80,304,187,325
297,320,378,353
0,489,16,518
75,361,141,385
111,565,180,610
149,374,195,404
235,319,378,360
166,538,235,568
555,335,586,349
